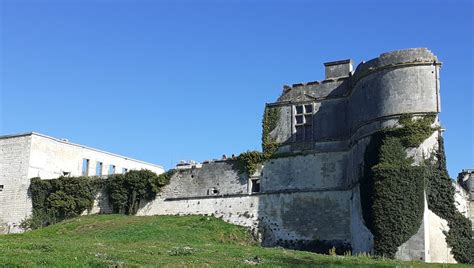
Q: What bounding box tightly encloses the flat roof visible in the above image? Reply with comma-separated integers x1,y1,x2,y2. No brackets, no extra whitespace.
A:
0,132,164,169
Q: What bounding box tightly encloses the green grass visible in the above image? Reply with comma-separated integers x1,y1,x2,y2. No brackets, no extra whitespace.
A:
0,215,468,267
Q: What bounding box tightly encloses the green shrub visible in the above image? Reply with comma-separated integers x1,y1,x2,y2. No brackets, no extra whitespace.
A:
106,169,171,215
394,113,437,148
26,169,175,229
25,176,99,229
425,137,473,264
235,151,267,176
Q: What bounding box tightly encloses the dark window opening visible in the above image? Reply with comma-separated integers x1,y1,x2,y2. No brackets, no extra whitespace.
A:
295,115,304,124
0,185,4,192
295,105,304,114
62,171,71,177
251,179,260,193
122,168,128,174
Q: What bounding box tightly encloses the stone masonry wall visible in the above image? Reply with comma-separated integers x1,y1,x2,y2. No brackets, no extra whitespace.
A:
0,135,32,233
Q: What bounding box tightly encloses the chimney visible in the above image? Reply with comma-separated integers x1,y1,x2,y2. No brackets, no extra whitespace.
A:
323,59,353,79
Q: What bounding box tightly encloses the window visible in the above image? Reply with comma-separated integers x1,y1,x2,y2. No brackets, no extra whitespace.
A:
96,161,103,176
109,165,116,175
82,159,90,176
62,171,71,177
294,104,313,142
122,168,128,174
0,185,4,192
251,179,260,193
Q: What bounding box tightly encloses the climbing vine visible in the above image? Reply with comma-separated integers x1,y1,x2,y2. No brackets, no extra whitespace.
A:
361,113,473,263
425,137,473,264
24,176,100,229
262,106,281,156
106,169,174,215
235,151,267,176
360,113,436,258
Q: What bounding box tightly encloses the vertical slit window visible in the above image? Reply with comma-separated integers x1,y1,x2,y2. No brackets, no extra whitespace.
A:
96,161,103,176
109,165,116,175
82,159,90,176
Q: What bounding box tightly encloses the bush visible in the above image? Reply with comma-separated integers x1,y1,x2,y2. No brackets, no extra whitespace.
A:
106,169,173,215
235,151,267,176
25,176,99,229
26,169,176,229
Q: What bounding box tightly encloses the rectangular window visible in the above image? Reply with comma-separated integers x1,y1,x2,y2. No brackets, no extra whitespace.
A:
122,168,128,174
294,104,314,142
0,185,4,192
295,105,304,114
109,165,116,175
96,161,103,176
82,159,90,176
251,179,260,193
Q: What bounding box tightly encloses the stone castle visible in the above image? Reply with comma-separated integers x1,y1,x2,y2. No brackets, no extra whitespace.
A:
1,48,472,263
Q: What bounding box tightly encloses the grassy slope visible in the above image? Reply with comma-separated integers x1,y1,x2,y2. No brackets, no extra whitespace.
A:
0,215,467,267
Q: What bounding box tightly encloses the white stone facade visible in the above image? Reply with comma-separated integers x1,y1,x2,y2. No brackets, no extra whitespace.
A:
0,132,164,233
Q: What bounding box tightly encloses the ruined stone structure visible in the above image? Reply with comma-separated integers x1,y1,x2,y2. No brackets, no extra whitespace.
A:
0,132,164,233
137,48,470,263
1,48,471,263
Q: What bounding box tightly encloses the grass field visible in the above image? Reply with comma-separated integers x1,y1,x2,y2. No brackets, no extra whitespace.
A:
0,215,467,267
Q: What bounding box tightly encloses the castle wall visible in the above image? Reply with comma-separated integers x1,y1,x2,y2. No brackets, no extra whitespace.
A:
138,149,373,252
159,161,246,198
348,65,439,131
268,48,440,147
427,209,456,263
262,152,348,192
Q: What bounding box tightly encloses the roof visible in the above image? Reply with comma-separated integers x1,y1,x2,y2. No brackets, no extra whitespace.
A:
0,132,164,169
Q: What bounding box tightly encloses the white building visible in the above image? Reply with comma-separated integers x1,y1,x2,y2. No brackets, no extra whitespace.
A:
0,132,164,233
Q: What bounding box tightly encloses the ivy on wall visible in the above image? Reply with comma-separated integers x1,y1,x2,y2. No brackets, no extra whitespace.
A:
425,137,473,264
235,151,267,176
24,176,100,230
360,114,435,258
262,106,281,156
106,169,176,215
26,169,176,229
360,113,473,263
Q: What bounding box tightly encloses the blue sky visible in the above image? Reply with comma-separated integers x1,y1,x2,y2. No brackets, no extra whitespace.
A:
1,0,472,176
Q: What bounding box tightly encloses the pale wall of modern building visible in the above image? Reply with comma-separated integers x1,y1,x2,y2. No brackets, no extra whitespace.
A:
0,132,164,233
